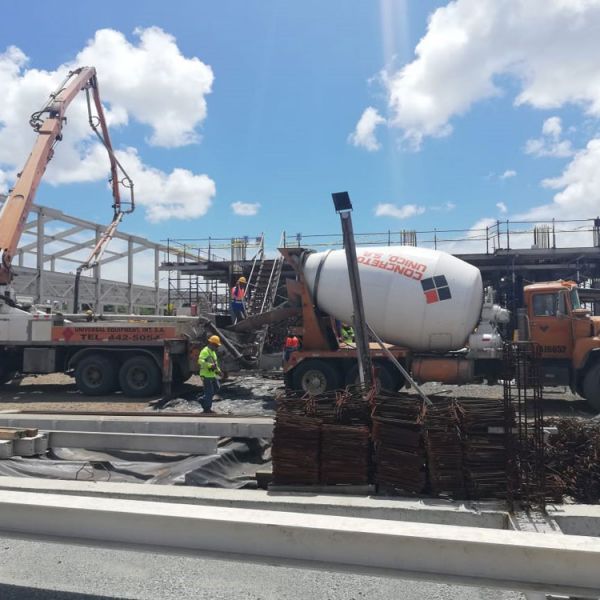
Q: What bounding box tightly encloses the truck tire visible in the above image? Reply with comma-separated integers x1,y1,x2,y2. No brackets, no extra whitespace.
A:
119,355,161,398
292,359,341,395
582,363,600,412
0,351,16,385
0,369,16,385
75,354,118,396
344,361,399,392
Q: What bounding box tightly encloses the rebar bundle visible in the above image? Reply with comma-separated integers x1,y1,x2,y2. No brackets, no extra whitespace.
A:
321,424,370,485
545,418,600,503
503,342,545,508
272,413,321,485
372,392,426,494
456,397,509,499
424,398,465,499
272,387,371,486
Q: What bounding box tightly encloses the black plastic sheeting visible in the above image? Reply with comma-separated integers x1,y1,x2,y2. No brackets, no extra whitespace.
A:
0,439,271,488
153,375,280,416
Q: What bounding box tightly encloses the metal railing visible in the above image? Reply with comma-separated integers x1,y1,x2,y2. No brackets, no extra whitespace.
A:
281,217,600,254
162,235,265,264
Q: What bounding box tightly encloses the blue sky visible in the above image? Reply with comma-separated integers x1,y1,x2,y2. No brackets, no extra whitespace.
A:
1,0,600,258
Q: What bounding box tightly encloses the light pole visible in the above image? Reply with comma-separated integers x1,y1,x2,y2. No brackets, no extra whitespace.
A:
332,191,373,389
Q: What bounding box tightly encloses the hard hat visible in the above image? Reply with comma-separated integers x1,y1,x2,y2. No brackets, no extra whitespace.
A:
208,335,221,346
86,309,93,315
238,277,247,284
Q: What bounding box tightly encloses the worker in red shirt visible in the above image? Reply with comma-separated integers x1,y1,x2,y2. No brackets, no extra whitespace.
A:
231,276,247,324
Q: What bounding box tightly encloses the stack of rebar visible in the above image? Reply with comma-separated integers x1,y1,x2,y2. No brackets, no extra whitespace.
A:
272,412,321,485
424,397,465,499
321,423,371,485
272,388,372,486
335,385,372,425
372,392,426,494
456,398,509,499
545,418,600,503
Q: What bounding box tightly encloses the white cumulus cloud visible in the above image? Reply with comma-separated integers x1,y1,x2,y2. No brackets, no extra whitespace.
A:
118,148,215,223
524,116,574,158
519,139,600,221
359,0,600,147
496,201,507,214
375,203,425,219
75,27,214,148
0,28,216,222
348,107,386,151
231,201,260,216
500,170,517,180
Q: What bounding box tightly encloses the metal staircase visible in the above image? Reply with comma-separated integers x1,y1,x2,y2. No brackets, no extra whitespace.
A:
247,258,283,315
246,254,285,362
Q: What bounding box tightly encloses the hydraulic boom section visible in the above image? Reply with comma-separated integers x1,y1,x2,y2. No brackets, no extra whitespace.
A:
0,66,134,302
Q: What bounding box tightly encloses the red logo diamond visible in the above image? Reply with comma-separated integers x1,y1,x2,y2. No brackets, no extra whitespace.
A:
425,290,439,304
63,328,74,342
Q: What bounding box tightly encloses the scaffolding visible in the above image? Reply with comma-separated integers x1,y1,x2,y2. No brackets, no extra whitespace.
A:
161,235,265,316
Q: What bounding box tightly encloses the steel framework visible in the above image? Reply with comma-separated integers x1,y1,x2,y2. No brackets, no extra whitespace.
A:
0,195,174,313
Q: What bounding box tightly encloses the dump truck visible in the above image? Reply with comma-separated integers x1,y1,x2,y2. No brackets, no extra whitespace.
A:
281,246,600,411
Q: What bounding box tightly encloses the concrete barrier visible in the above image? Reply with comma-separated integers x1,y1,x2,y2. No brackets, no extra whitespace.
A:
0,490,597,595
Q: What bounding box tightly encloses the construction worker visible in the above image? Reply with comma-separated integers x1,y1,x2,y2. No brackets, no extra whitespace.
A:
340,323,355,344
283,333,300,362
231,276,247,324
198,335,222,414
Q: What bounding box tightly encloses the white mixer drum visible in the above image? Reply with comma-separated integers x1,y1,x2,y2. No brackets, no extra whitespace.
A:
302,245,483,352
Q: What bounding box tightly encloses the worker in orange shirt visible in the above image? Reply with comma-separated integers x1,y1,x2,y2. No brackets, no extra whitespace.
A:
231,276,247,324
283,333,300,362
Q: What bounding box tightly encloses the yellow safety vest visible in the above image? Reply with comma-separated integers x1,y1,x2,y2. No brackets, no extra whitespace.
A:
198,346,219,378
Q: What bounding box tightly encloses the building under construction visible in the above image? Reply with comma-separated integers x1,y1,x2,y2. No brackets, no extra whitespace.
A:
161,215,600,323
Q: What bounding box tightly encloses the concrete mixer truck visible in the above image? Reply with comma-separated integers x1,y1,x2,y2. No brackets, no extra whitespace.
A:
281,245,600,411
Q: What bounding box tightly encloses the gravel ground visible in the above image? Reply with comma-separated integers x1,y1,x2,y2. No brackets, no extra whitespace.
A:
0,533,525,600
0,372,595,419
406,382,597,419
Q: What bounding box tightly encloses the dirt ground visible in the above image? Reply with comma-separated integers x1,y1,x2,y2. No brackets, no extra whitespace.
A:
0,372,596,419
0,372,283,415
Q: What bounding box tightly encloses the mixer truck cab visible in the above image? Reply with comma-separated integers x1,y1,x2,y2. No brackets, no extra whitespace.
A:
523,281,600,410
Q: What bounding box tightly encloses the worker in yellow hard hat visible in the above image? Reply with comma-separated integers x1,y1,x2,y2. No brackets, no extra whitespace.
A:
231,276,248,324
198,335,222,414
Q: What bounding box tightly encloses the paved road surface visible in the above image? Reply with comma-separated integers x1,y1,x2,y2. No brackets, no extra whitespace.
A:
0,533,524,600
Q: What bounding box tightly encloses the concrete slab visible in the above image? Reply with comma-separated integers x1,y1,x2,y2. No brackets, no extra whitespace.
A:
0,414,273,439
0,490,598,595
549,504,600,537
13,434,46,457
47,430,218,455
0,440,13,459
0,476,508,528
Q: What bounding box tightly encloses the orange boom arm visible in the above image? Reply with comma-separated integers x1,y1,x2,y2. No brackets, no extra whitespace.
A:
0,67,133,288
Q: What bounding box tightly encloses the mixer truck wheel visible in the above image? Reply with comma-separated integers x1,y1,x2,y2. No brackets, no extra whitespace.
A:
292,359,341,395
582,363,600,412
